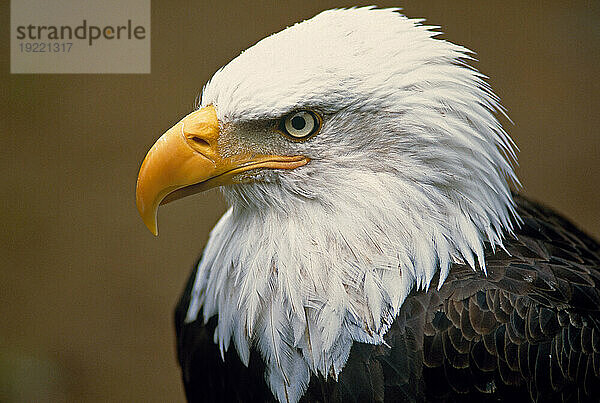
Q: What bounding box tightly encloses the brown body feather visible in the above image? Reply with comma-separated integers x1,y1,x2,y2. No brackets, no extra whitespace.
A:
175,194,600,402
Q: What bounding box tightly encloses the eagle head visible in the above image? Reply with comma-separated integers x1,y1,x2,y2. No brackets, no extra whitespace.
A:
136,7,518,403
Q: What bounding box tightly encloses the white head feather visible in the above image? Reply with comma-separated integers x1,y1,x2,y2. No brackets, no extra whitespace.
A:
185,7,519,403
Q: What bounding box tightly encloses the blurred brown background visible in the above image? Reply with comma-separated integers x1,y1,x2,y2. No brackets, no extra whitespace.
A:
1,1,598,402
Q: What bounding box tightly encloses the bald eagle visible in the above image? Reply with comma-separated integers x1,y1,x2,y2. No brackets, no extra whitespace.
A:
136,7,600,403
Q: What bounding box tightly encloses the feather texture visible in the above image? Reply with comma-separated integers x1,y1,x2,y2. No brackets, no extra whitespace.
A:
176,195,600,402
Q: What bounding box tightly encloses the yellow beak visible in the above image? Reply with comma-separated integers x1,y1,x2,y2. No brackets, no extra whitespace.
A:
135,105,309,235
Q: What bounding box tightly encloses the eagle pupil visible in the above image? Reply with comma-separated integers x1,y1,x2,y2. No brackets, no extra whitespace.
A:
291,116,306,130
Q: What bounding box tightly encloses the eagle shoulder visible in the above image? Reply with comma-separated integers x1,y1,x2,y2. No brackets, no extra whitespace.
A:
174,261,276,402
175,194,600,402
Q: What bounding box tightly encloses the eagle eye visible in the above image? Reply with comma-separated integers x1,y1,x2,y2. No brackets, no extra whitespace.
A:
280,110,321,140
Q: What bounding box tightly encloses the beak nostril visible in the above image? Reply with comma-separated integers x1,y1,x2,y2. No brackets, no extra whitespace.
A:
190,136,210,148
